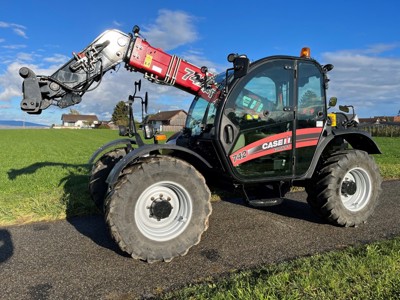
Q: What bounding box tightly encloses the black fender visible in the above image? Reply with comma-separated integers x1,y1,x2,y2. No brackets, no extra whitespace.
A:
88,138,135,165
302,129,381,179
106,144,213,186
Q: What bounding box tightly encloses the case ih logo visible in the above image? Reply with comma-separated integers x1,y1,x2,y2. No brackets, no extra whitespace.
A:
260,137,291,150
230,128,322,167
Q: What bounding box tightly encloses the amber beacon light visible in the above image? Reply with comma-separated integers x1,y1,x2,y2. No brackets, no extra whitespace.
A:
300,47,311,58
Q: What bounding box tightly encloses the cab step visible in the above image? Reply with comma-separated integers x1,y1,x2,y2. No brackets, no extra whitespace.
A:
247,198,284,207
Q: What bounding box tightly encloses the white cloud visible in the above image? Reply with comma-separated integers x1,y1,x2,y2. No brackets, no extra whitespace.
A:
44,54,70,64
141,9,199,50
13,28,28,39
1,44,26,50
179,49,225,74
113,20,123,27
0,62,25,101
0,21,28,39
363,43,400,55
16,52,35,62
322,47,400,117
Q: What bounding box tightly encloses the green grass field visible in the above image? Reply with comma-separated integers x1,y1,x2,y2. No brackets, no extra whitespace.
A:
0,129,126,224
373,137,400,179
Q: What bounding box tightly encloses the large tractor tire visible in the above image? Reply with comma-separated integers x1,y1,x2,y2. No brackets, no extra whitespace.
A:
89,148,127,211
104,156,212,263
306,150,381,227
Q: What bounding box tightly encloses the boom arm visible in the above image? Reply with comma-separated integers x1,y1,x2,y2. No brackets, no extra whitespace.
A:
19,26,216,114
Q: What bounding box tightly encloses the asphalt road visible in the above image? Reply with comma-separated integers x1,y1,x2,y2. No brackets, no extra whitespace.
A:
1,180,400,300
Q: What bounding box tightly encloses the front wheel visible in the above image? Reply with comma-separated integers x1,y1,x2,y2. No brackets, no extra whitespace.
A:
307,150,382,227
105,156,212,262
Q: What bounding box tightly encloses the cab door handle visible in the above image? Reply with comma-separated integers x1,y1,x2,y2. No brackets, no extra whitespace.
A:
224,125,234,144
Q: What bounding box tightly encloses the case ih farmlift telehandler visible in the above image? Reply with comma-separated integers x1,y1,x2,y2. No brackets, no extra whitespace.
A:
19,25,382,262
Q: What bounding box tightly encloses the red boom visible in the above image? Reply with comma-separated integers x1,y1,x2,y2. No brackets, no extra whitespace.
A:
128,37,212,95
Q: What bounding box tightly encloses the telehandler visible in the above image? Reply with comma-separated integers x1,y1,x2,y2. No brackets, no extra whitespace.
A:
19,26,381,262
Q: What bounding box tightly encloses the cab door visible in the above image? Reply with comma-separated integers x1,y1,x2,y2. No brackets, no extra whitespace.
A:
220,59,296,180
295,61,326,175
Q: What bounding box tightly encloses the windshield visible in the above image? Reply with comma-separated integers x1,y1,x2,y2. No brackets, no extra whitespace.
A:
185,97,217,136
214,70,233,86
185,70,235,136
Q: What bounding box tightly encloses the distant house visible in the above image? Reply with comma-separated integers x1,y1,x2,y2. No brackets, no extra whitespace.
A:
359,116,400,126
147,110,187,132
359,117,380,125
61,114,99,128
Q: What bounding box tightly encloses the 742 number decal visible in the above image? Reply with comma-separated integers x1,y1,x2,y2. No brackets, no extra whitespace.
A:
232,150,247,163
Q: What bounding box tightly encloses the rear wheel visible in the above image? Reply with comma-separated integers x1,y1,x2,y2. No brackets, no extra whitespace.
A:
89,148,127,211
105,156,212,262
307,150,381,226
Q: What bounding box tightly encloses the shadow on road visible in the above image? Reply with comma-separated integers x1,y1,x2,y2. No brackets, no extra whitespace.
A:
66,215,128,256
7,161,125,256
0,229,13,263
211,185,325,225
259,197,326,224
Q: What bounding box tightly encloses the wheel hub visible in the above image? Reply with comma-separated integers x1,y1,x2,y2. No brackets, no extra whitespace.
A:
136,181,193,242
149,195,173,221
341,180,357,196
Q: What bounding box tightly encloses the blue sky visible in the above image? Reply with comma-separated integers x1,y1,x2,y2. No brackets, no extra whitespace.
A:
1,0,400,125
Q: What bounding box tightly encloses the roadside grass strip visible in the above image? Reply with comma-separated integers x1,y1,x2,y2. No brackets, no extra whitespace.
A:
162,237,400,300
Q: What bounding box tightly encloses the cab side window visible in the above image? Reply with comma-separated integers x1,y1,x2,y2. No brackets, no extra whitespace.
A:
297,62,325,123
224,60,293,127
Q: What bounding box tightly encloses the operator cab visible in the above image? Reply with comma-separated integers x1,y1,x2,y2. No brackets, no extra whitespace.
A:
178,48,331,184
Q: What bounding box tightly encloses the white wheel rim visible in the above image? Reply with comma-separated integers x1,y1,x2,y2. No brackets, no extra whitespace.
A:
340,167,372,212
135,181,193,242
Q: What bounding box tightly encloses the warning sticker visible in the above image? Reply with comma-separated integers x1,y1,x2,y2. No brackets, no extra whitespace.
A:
152,65,162,74
144,54,153,68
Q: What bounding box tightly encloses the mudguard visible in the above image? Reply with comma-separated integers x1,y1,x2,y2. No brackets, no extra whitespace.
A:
88,138,135,165
302,129,381,179
106,144,212,186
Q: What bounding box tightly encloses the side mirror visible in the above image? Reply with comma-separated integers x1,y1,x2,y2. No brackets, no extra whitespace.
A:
227,54,249,79
118,125,128,137
339,105,350,113
144,92,148,114
233,56,249,79
143,124,154,139
328,97,337,107
323,64,334,72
